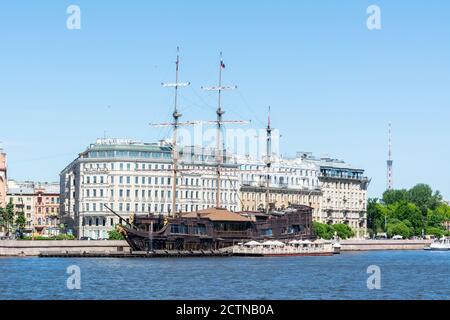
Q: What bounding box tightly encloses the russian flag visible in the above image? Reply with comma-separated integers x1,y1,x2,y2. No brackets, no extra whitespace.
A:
220,60,225,69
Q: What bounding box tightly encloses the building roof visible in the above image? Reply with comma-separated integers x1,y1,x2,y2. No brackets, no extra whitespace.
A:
7,180,59,195
7,186,35,195
182,208,251,222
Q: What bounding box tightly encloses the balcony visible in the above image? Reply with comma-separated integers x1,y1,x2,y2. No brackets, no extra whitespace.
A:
319,173,369,182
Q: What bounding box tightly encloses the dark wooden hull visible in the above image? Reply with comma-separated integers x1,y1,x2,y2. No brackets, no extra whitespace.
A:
120,205,314,252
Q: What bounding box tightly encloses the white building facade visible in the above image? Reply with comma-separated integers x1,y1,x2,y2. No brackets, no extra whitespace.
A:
306,155,370,238
60,139,239,239
60,139,369,239
238,156,322,219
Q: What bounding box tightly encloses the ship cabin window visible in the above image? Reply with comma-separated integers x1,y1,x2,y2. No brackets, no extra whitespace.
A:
193,224,207,235
261,228,273,236
213,222,248,232
171,224,188,234
288,225,301,234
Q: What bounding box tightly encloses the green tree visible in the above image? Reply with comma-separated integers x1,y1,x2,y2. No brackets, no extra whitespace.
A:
430,204,450,224
332,224,355,240
367,199,389,234
1,200,15,235
15,211,26,237
55,234,75,240
312,222,333,240
425,227,445,238
386,220,412,238
390,202,422,236
0,206,5,227
408,184,442,212
366,198,379,233
108,228,125,240
427,208,446,229
382,189,408,205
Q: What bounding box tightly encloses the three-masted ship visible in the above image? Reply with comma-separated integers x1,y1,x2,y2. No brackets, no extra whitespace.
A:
108,49,316,252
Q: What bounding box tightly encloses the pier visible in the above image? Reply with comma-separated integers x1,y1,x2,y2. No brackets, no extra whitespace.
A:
39,250,232,258
0,240,129,257
340,239,432,251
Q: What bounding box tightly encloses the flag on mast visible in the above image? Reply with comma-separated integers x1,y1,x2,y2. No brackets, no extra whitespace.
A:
220,59,225,69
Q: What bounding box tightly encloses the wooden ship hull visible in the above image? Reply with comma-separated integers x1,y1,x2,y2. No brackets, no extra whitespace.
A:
118,205,314,252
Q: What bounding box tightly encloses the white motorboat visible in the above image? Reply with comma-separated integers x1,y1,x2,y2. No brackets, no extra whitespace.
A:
426,237,450,251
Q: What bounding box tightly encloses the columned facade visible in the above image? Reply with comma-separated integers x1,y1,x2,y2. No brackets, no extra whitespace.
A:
315,161,369,239
60,139,239,239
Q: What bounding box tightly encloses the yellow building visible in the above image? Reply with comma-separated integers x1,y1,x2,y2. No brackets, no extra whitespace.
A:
238,153,369,239
240,186,322,219
238,156,322,219
6,180,60,236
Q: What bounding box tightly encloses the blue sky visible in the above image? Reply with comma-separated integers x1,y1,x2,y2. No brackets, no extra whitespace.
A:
0,0,449,199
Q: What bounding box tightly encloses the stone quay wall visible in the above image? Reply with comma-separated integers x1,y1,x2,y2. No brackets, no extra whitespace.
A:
0,240,130,256
340,239,432,251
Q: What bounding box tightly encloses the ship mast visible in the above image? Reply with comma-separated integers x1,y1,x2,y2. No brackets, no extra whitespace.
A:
171,48,182,217
151,47,193,217
202,52,248,208
264,106,272,214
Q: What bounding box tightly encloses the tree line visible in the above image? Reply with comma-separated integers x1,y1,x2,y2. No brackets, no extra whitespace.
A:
367,184,450,238
0,199,26,237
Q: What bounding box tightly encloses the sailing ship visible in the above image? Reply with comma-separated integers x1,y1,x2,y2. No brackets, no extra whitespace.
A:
111,49,319,253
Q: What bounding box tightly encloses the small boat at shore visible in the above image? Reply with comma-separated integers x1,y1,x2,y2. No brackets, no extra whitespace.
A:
425,237,450,251
232,239,336,257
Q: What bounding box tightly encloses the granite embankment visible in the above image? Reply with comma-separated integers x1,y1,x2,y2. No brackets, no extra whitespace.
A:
0,239,433,256
0,240,130,256
340,239,432,251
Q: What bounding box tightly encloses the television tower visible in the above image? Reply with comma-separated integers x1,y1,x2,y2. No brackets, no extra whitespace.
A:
386,123,393,190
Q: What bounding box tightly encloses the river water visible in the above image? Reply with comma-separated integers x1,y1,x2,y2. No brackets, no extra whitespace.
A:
0,250,448,300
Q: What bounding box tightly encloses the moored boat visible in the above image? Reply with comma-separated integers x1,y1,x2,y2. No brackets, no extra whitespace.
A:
426,237,450,251
114,205,316,252
232,239,334,257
